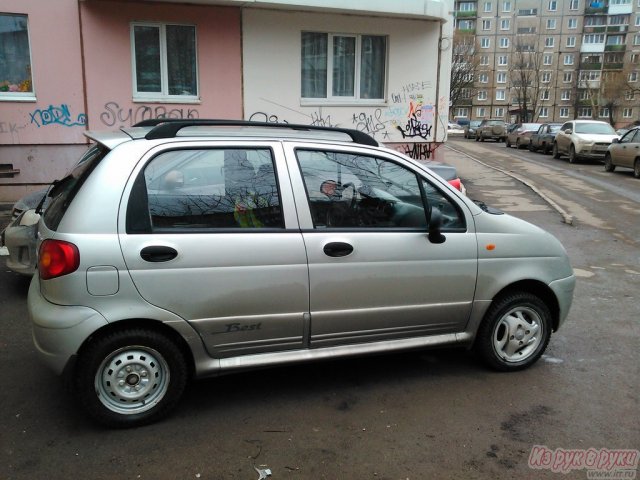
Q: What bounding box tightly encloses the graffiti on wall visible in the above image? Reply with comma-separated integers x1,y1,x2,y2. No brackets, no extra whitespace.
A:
394,142,439,160
30,104,87,128
100,102,200,127
0,122,24,135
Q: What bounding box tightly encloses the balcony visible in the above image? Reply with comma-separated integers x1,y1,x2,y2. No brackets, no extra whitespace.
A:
581,62,602,70
607,25,628,33
603,62,624,70
605,44,626,52
585,4,607,14
584,26,607,33
455,10,477,18
457,27,476,34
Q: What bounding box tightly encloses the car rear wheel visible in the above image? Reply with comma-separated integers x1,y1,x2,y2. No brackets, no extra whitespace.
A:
635,159,640,178
568,145,579,164
75,328,189,428
604,153,616,172
552,143,560,159
528,142,536,152
475,292,552,371
506,138,511,148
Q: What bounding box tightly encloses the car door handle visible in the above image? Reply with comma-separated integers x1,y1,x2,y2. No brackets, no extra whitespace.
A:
323,242,354,258
140,246,178,262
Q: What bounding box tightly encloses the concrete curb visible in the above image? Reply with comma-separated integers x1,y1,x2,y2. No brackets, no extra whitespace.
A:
446,144,575,225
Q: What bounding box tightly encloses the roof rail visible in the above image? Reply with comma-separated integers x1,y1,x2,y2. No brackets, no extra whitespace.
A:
137,119,379,147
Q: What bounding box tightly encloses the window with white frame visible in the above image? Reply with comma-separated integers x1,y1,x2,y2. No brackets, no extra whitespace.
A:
630,71,639,82
561,90,571,101
634,34,640,45
547,19,557,29
503,1,512,12
477,107,487,117
568,18,578,29
583,34,605,44
301,32,387,101
496,89,506,100
541,72,551,83
636,15,640,26
541,90,550,100
500,37,509,48
494,107,504,118
579,90,591,100
132,23,198,100
564,54,575,65
625,90,635,100
481,38,490,48
570,0,579,9
498,55,508,66
482,20,491,30
480,55,490,65
497,71,507,83
607,35,624,46
478,90,488,100
549,1,557,11
560,107,569,117
567,36,577,47
584,16,606,26
539,106,549,117
457,19,475,30
545,37,554,48
484,1,492,12
479,73,489,83
0,13,35,100
623,107,633,118
610,0,630,4
580,71,601,82
501,19,510,30
543,54,553,65
563,72,573,82
455,107,469,118
578,107,592,117
599,107,609,118
459,2,476,11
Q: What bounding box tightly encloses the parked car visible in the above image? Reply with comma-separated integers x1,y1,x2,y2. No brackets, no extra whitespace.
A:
506,123,542,149
604,127,640,178
0,188,47,276
28,119,575,427
529,123,563,154
464,120,482,139
552,120,619,163
447,122,465,136
475,119,507,142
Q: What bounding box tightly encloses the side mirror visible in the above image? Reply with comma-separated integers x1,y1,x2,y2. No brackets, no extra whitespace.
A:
612,138,619,144
564,129,573,134
428,207,446,244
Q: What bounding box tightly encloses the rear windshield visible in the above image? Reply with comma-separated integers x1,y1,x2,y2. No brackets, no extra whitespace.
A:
43,144,109,231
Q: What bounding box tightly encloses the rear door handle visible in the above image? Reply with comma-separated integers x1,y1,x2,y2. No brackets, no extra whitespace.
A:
323,242,354,258
140,246,178,262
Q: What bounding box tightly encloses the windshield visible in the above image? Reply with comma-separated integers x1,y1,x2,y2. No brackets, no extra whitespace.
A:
550,125,562,132
575,123,616,135
523,123,540,130
43,144,109,230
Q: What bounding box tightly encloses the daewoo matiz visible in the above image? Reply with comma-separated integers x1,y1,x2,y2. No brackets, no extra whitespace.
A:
28,120,576,427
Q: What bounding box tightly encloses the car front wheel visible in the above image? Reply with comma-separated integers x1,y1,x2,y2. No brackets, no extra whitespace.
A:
75,328,189,428
552,143,560,159
568,145,579,164
635,159,640,179
475,292,552,371
604,153,616,172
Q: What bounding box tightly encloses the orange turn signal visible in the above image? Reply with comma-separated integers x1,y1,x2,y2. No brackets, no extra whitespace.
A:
486,244,496,251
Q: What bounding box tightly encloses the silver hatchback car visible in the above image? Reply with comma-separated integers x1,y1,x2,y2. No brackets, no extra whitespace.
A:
28,120,575,427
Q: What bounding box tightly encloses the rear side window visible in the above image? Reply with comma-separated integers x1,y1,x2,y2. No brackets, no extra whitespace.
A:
127,148,283,232
43,145,109,231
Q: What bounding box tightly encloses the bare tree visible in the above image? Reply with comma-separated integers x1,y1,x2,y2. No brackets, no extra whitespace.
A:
509,39,545,122
449,32,480,119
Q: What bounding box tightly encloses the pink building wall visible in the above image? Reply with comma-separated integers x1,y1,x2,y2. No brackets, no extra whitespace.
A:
80,0,242,130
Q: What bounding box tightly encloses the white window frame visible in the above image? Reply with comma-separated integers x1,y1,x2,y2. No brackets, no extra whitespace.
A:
484,1,493,13
570,0,579,10
454,107,469,118
567,36,577,47
599,107,609,118
568,18,578,29
500,19,510,30
561,90,571,101
480,55,490,65
564,54,575,65
496,71,507,83
499,37,509,48
478,90,488,100
541,90,550,100
502,1,512,12
543,54,553,65
549,0,557,11
300,32,388,103
629,72,638,82
563,72,573,83
481,37,490,48
0,13,36,102
636,15,640,26
545,37,555,48
479,73,490,83
623,107,633,118
496,89,506,101
131,22,199,102
477,107,487,117
560,107,569,118
498,55,508,66
482,19,492,30
578,107,592,118
547,19,557,29
634,34,640,46
494,107,504,118
542,72,552,83
539,106,549,117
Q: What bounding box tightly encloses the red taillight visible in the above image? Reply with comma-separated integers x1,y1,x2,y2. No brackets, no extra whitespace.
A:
448,178,462,191
38,239,80,280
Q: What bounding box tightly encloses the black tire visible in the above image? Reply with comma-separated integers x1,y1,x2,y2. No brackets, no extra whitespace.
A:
569,145,579,164
75,328,189,428
552,143,561,159
529,142,536,152
506,138,511,148
475,292,552,371
516,139,523,150
480,134,485,142
475,135,479,142
635,159,640,179
543,144,551,155
604,153,616,172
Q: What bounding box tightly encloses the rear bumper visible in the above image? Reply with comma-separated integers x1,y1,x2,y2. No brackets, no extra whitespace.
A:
28,276,108,375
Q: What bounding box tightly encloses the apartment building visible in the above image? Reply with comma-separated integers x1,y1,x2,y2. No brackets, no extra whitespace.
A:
452,0,640,126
